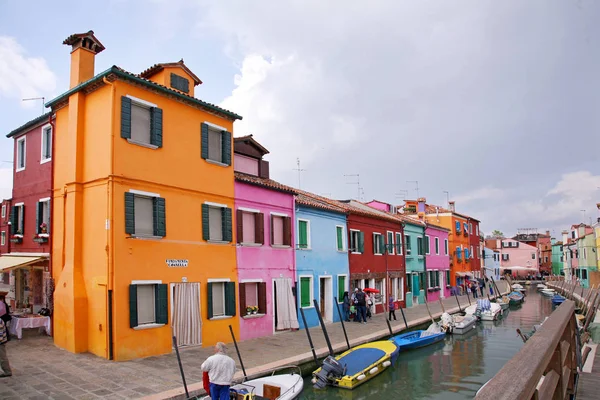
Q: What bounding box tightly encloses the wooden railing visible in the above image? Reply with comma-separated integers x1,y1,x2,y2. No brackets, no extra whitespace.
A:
475,300,578,400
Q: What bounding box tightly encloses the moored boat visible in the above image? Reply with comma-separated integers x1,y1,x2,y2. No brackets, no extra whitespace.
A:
312,341,399,390
494,295,510,310
452,314,478,334
389,323,446,350
536,284,547,291
465,299,502,321
540,289,555,297
508,291,524,305
551,294,566,306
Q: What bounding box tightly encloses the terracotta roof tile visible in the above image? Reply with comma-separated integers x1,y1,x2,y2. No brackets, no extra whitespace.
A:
234,172,296,194
139,59,202,85
296,193,347,214
62,30,105,53
6,112,53,138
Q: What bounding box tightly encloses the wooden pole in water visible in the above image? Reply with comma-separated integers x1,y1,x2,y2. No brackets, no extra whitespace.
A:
313,299,334,356
398,305,409,330
465,283,472,305
299,307,319,365
585,291,599,322
228,325,248,381
582,285,594,314
491,277,502,298
385,317,393,336
334,297,350,350
172,336,190,399
438,298,445,313
424,298,435,325
454,292,462,312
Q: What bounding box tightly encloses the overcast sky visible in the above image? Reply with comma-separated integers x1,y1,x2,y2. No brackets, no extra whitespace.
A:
1,0,599,238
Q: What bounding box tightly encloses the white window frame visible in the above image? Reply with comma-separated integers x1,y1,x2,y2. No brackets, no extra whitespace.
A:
374,278,385,304
13,203,24,236
417,235,424,256
297,218,311,250
395,232,403,255
469,223,473,234
126,95,159,150
444,239,449,256
129,189,161,238
38,197,51,236
435,237,440,255
16,136,26,172
386,231,395,255
470,246,474,259
299,275,314,309
476,225,479,236
397,277,404,301
336,225,346,252
40,123,52,164
1,231,5,246
405,234,412,256
239,208,259,245
373,232,383,255
350,229,361,254
425,235,431,255
204,121,228,165
130,279,165,330
337,274,348,303
1,205,5,219
209,280,228,319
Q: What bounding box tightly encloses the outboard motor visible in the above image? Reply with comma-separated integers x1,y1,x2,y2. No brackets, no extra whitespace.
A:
312,356,346,389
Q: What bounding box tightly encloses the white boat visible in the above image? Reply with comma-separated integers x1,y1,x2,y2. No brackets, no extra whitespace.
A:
495,296,510,310
512,284,524,290
541,289,555,297
202,366,304,400
536,284,547,291
465,299,502,321
452,314,478,334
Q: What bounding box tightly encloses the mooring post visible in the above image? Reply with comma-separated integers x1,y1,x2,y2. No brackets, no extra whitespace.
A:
399,305,409,330
229,325,247,381
454,292,462,312
313,299,334,356
299,307,319,365
334,297,350,350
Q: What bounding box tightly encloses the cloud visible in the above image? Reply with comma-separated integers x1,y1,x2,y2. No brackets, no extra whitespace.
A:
0,168,13,201
453,186,505,205
0,36,57,107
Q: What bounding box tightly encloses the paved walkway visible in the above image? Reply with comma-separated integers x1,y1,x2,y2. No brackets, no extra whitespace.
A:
0,284,508,400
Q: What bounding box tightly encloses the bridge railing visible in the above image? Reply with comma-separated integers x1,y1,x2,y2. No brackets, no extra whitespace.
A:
475,300,578,400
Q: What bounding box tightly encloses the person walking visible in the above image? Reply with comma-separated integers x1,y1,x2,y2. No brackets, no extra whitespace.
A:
355,288,367,324
388,295,397,321
0,318,11,377
471,281,478,299
366,293,373,319
342,291,350,322
201,342,236,400
479,279,484,298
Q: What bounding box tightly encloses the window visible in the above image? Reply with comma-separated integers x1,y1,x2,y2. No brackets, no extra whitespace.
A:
463,222,468,234
560,255,564,262
373,233,384,255
36,199,51,234
1,231,4,246
129,282,168,328
300,276,313,308
544,256,549,263
476,225,479,236
405,235,412,256
350,230,364,253
201,123,232,166
456,247,462,260
271,215,291,247
237,210,264,245
406,274,412,294
444,239,449,256
375,279,384,303
455,221,461,232
470,246,474,259
395,233,402,255
425,236,430,255
531,253,536,260
41,124,52,162
397,277,404,301
208,281,236,319
336,226,345,251
464,248,470,259
582,269,588,280
387,231,394,255
239,281,266,315
338,275,347,301
435,237,439,255
1,205,4,219
125,191,167,238
502,254,509,261
419,272,425,291
428,271,436,288
417,237,424,256
121,96,163,148
201,203,232,242
297,219,310,249
445,270,451,287
469,223,472,234
170,73,190,93
583,249,587,259
16,136,26,171
10,204,24,235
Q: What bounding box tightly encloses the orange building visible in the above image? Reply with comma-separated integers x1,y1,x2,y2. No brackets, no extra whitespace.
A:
402,198,480,287
47,31,242,360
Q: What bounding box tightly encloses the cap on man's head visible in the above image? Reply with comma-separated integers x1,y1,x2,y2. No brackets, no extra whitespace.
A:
354,288,358,292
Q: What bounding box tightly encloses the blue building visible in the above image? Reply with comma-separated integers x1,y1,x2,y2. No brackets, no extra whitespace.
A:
402,217,426,307
295,192,350,329
483,247,500,281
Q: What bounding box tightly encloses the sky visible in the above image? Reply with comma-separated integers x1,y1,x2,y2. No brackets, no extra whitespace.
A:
0,0,599,238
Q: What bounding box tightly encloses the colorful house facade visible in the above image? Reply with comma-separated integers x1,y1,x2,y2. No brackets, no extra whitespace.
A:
551,240,564,276
233,137,299,340
575,224,595,287
499,238,539,276
402,217,426,306
423,223,450,302
483,247,500,281
47,31,242,360
468,218,481,277
295,191,349,328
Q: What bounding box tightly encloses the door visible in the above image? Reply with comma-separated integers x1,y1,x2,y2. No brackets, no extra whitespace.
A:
273,278,300,331
319,278,326,317
412,274,419,305
319,277,333,322
172,283,201,346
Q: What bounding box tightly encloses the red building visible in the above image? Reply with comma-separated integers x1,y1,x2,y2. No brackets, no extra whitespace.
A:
468,218,481,276
333,200,406,313
0,199,11,255
1,112,54,311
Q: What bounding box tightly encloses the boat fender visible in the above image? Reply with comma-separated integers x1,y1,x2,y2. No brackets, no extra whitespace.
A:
357,374,366,381
311,377,317,384
382,361,391,367
369,367,379,374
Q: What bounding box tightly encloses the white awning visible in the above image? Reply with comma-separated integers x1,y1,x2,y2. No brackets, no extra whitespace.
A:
455,272,472,277
0,256,44,272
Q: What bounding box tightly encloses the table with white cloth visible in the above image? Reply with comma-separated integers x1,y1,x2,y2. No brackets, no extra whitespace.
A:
9,315,51,339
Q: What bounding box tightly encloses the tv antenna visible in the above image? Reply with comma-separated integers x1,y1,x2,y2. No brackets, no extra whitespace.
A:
581,209,586,223
407,180,419,198
22,97,45,114
344,174,362,200
443,191,450,207
293,158,306,189
395,189,408,200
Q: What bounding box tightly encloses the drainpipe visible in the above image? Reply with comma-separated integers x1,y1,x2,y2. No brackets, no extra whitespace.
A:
48,113,55,335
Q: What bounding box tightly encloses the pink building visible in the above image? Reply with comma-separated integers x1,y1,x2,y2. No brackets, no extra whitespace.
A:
233,136,299,340
425,223,451,301
500,238,539,276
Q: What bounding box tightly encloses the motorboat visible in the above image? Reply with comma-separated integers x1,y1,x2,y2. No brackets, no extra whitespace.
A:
452,314,478,335
508,291,524,305
540,289,556,297
389,323,447,350
465,299,502,321
312,341,399,390
551,294,566,306
494,296,510,310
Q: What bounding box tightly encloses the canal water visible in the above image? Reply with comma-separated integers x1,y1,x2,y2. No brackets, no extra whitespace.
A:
299,286,552,400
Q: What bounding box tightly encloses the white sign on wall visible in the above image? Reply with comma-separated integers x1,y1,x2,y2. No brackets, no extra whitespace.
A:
166,259,189,268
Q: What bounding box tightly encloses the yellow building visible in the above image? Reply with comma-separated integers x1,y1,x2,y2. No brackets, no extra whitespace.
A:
47,31,242,360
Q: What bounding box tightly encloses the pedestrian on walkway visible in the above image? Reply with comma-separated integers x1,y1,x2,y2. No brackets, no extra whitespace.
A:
366,293,373,319
201,342,236,400
0,318,11,377
355,288,367,324
388,295,397,321
342,291,350,322
479,279,484,297
471,281,478,299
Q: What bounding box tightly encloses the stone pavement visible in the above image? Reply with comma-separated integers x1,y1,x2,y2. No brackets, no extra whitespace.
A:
0,284,508,400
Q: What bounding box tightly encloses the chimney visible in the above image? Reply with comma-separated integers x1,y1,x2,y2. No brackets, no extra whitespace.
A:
545,230,550,236
63,31,105,89
417,197,426,213
448,201,456,212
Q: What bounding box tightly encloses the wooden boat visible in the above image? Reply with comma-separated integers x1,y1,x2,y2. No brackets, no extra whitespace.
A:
540,289,555,297
203,366,304,400
465,300,502,321
536,284,547,291
508,291,524,305
494,296,510,310
312,341,399,390
390,324,446,350
551,294,566,306
452,314,478,334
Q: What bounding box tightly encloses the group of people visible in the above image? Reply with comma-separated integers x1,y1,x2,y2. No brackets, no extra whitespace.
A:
465,278,494,299
341,288,399,323
0,294,12,378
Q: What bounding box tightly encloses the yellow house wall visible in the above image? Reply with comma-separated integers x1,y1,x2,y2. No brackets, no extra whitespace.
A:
145,67,196,97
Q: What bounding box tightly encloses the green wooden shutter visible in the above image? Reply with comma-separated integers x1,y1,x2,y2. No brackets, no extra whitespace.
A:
298,220,308,248
425,236,430,254
222,207,232,242
358,231,365,253
300,278,310,307
201,123,209,159
225,282,236,317
36,202,41,234
153,197,166,237
155,284,168,324
170,73,190,93
338,276,345,301
129,284,138,328
202,204,210,240
124,192,135,235
121,96,132,139
221,131,232,166
150,107,163,148
10,206,16,235
207,283,213,319
336,227,343,250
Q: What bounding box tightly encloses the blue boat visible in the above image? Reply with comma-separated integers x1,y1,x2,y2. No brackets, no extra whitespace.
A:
508,291,524,305
389,329,446,351
551,295,566,306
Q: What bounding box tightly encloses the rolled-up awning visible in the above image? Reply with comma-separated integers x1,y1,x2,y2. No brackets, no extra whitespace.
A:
455,272,472,277
0,256,44,272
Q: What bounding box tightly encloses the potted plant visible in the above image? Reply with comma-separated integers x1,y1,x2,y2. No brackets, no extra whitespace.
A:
39,223,48,234
251,306,259,314
246,306,253,315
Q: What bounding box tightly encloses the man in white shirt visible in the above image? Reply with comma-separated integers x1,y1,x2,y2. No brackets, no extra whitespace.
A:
201,342,236,400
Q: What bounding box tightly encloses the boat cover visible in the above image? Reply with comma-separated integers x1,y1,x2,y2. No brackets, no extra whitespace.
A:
338,348,385,376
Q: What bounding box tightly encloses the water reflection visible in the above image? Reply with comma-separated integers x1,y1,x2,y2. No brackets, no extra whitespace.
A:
300,287,552,400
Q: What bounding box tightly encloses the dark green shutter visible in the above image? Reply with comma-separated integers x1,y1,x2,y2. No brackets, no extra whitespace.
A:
153,197,166,237
124,192,135,235
170,73,190,93
201,123,209,159
336,227,343,250
150,107,163,148
425,236,430,254
222,207,232,242
121,96,132,139
221,130,232,166
155,284,168,324
202,204,210,240
10,206,16,235
36,202,41,234
299,221,308,248
338,276,345,301
207,282,213,319
358,232,365,253
129,284,138,328
300,278,310,307
225,281,236,317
